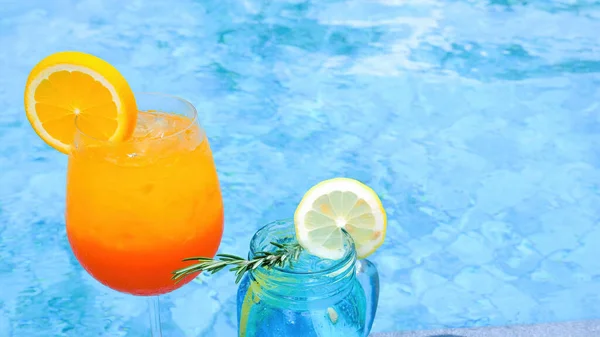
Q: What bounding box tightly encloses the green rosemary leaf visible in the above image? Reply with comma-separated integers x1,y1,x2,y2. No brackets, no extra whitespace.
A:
181,256,213,262
171,265,200,276
172,242,304,284
270,242,284,248
210,265,228,273
253,252,268,259
234,272,244,284
251,259,263,270
216,253,245,260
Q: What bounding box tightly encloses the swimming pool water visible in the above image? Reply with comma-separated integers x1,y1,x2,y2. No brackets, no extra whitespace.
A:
1,0,599,336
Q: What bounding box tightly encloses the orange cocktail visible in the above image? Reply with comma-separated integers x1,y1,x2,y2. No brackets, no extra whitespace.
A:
25,51,223,335
65,94,224,296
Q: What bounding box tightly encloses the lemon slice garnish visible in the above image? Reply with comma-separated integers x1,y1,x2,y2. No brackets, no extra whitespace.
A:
294,178,387,260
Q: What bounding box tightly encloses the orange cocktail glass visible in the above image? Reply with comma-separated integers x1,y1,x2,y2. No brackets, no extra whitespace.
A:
65,93,224,335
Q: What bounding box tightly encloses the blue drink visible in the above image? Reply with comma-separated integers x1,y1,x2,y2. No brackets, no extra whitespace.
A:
237,220,379,337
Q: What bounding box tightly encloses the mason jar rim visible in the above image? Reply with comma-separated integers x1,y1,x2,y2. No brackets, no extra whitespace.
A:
249,219,356,276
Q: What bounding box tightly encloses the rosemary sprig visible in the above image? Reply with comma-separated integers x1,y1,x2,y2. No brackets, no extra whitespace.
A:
172,242,304,284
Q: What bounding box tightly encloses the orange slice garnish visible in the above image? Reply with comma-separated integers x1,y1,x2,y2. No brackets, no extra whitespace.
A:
24,51,137,154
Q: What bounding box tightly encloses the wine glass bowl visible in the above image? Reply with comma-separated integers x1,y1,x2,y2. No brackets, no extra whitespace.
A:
65,93,224,296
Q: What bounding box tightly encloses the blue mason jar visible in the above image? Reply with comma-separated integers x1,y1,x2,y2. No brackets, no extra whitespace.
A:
237,220,380,337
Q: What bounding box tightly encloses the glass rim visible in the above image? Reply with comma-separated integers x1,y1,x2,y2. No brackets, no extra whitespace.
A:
73,92,199,144
249,219,356,276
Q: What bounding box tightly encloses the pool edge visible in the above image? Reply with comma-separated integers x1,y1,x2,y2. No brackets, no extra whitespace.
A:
369,319,600,337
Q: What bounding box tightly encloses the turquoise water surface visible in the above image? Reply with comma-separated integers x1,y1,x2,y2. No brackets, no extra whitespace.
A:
1,0,600,336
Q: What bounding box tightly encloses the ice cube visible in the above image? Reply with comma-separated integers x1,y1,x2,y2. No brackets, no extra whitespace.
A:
132,111,175,140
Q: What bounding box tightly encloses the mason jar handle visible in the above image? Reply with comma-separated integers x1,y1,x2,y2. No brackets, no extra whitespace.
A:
356,259,379,336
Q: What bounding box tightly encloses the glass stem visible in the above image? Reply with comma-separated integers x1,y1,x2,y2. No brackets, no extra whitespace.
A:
148,296,163,337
